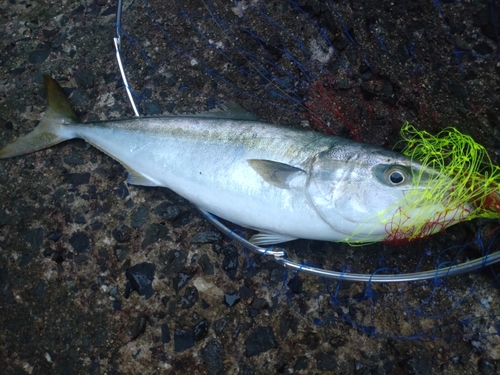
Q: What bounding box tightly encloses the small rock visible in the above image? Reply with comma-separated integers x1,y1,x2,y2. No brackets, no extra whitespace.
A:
180,286,199,309
141,223,169,249
198,254,214,275
316,352,337,371
131,206,149,229
174,329,195,352
245,326,278,357
224,293,240,307
161,323,171,343
125,262,156,299
173,272,192,293
191,231,221,243
222,245,238,279
69,232,90,253
201,340,224,375
64,172,90,186
154,202,181,221
194,319,209,341
130,313,148,339
75,68,94,89
28,48,50,64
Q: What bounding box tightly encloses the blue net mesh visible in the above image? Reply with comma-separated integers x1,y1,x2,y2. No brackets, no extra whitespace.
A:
115,0,500,341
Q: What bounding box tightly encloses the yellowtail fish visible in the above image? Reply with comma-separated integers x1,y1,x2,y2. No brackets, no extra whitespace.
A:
0,76,471,245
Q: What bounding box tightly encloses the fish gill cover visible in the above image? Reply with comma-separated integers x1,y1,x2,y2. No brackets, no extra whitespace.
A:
110,0,500,345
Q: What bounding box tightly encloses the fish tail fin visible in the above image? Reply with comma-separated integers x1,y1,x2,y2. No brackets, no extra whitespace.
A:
0,75,79,159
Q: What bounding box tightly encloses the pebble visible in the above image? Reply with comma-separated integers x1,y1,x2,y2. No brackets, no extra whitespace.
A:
125,262,156,300
201,340,224,375
244,326,278,357
28,48,50,64
161,323,171,343
154,202,181,221
222,245,238,279
69,231,90,253
191,231,222,243
194,319,209,341
131,205,149,229
180,286,199,309
174,328,195,352
141,223,169,249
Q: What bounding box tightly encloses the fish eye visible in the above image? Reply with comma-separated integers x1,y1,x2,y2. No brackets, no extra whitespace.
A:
385,167,408,186
389,171,405,184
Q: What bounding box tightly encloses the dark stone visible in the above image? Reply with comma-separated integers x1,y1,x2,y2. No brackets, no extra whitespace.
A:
130,314,148,339
174,329,195,352
69,231,90,253
33,280,46,296
316,352,337,371
115,248,129,262
201,340,224,375
75,68,94,89
125,262,156,299
408,351,433,375
224,293,240,307
478,359,496,375
51,252,64,263
112,300,122,310
115,182,129,199
294,356,308,371
141,223,169,249
154,202,181,221
173,272,192,293
161,323,171,343
131,205,149,229
239,285,253,300
64,172,90,186
101,5,117,16
28,48,50,64
222,245,238,279
198,254,214,275
191,231,222,243
63,154,85,166
42,27,60,38
251,297,268,310
153,311,167,320
112,225,132,243
287,275,303,294
163,250,187,277
194,319,209,341
71,88,89,106
213,318,228,334
20,227,44,252
43,247,53,257
74,254,89,263
180,286,199,309
244,326,278,357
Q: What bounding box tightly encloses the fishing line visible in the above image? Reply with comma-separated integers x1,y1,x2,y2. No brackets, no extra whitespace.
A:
113,0,500,283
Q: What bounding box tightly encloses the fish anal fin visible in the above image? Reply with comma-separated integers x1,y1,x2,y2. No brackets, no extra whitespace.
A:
250,232,297,246
126,169,158,187
247,159,305,189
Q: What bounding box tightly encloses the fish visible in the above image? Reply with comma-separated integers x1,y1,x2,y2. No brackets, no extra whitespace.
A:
0,75,471,245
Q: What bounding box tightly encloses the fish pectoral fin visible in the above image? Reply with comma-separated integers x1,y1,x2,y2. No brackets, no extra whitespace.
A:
250,232,297,246
125,169,158,187
247,159,305,189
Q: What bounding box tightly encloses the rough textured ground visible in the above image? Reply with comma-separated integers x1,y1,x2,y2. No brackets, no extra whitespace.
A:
1,0,500,374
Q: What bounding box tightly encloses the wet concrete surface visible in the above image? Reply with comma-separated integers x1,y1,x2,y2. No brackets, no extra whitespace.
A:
1,0,500,374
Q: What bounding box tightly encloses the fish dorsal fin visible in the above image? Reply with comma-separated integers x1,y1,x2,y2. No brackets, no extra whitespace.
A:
182,102,257,121
247,159,306,189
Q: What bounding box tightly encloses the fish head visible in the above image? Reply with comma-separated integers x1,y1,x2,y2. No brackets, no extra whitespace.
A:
305,142,472,243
